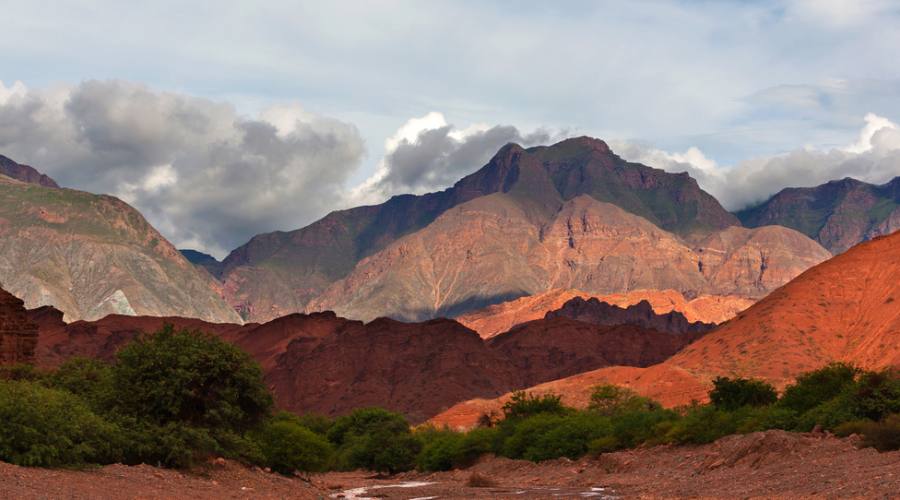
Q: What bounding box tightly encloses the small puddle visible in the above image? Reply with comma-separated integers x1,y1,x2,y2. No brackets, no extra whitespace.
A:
331,481,435,500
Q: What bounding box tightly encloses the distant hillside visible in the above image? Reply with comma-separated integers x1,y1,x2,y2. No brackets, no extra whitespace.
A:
0,174,241,323
180,249,225,277
736,177,900,253
0,154,59,188
432,231,900,427
220,137,744,322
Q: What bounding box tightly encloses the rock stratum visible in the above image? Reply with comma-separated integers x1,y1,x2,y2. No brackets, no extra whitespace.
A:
456,288,754,338
737,176,900,254
0,285,38,364
22,285,705,423
0,173,241,323
220,137,752,322
431,231,900,428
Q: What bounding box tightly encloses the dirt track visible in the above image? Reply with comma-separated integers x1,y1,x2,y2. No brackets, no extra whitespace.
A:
2,431,899,499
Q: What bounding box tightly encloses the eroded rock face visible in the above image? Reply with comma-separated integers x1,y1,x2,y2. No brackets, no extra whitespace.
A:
30,297,703,423
546,297,715,335
0,285,38,364
308,195,828,322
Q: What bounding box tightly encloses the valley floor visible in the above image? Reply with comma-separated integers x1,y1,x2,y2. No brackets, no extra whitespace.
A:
2,430,899,499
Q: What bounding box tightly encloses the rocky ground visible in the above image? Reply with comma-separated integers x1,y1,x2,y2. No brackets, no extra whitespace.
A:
2,431,899,499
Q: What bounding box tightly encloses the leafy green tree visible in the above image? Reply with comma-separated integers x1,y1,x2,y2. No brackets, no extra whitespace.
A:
0,380,123,466
779,363,859,413
252,419,333,474
111,324,273,432
328,408,420,474
47,357,115,412
589,384,660,416
502,391,567,420
709,376,777,411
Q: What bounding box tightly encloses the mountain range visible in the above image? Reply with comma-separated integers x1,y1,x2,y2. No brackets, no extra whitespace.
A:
7,137,897,326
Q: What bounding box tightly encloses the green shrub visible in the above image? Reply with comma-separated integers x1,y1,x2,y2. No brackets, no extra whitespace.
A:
111,325,273,432
0,380,123,467
47,357,115,412
252,420,333,474
502,391,567,420
734,406,797,433
666,405,740,444
847,369,900,421
416,429,465,471
709,376,777,411
0,363,45,382
523,413,614,461
794,393,857,431
779,363,858,413
859,414,900,451
329,408,420,474
610,408,677,448
589,384,660,416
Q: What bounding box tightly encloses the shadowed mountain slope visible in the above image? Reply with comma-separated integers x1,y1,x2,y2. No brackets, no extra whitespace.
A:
736,177,900,254
0,155,59,188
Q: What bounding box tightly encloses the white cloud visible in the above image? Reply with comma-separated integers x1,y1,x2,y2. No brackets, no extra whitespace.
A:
615,113,900,210
351,112,561,205
0,80,365,257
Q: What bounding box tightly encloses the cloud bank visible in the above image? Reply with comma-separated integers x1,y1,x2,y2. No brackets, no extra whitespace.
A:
352,112,559,205
612,113,900,210
0,80,365,257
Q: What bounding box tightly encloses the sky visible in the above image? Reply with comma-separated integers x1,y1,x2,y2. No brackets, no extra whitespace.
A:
2,0,900,257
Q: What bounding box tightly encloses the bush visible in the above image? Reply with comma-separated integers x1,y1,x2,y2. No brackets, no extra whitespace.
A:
848,369,900,421
589,385,660,416
252,419,333,474
0,380,123,467
502,391,567,420
111,325,273,432
779,363,858,413
417,429,465,471
501,412,614,461
793,394,857,431
610,408,677,448
47,357,115,412
666,405,740,444
710,377,777,411
329,408,420,474
859,414,900,451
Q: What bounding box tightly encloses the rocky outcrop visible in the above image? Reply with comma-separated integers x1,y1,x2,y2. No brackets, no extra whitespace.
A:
0,174,241,323
0,285,38,364
308,195,828,322
736,177,900,254
0,155,59,188
546,297,715,335
456,288,754,338
221,137,742,322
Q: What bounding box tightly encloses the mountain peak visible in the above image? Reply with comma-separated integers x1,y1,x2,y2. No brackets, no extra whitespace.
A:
0,154,60,188
551,136,612,153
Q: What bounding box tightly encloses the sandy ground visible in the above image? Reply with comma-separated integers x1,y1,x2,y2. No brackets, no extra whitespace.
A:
2,431,899,499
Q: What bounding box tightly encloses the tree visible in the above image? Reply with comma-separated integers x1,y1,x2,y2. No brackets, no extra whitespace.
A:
709,376,777,410
111,324,273,432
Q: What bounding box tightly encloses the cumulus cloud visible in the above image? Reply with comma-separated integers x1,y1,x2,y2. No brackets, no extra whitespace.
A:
0,80,365,257
613,113,900,210
352,112,559,204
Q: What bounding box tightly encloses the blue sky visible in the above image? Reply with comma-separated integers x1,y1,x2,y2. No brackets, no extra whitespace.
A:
2,0,900,256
